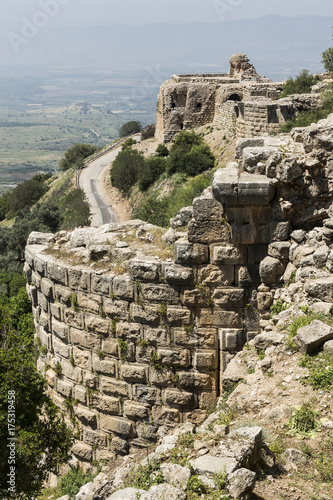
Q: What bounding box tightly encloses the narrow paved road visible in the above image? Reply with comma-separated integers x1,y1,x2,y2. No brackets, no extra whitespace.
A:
79,148,121,227
79,134,141,227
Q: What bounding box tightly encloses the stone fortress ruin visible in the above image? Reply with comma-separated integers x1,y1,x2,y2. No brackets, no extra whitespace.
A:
155,53,320,143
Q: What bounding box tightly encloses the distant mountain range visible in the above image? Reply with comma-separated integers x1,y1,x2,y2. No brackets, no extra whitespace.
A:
1,15,332,80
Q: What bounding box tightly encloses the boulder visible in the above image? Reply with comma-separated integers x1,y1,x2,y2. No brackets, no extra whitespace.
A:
106,488,146,500
228,468,256,499
192,455,238,475
75,482,96,500
259,257,285,285
282,448,307,467
295,320,333,354
323,340,333,352
308,302,333,316
252,332,284,350
170,206,193,228
305,277,333,302
160,463,191,490
231,427,263,468
140,483,186,500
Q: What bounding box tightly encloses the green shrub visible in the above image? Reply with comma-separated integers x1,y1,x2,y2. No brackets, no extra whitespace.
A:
123,461,164,490
110,149,144,195
138,157,167,191
119,120,142,138
280,69,319,98
322,47,333,74
270,299,289,315
60,467,95,498
187,476,207,494
167,131,215,176
141,124,156,140
288,404,320,439
59,188,91,230
299,351,333,390
59,143,97,171
315,437,333,483
156,144,169,157
121,138,137,150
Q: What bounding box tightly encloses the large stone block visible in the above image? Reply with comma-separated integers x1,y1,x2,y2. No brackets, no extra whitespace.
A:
112,277,135,301
91,273,113,295
296,320,333,354
212,288,245,308
47,261,67,285
63,308,84,329
82,429,108,448
129,260,160,281
198,264,234,286
187,219,230,245
140,283,179,304
77,292,101,313
56,379,73,398
192,195,223,222
101,338,119,356
70,328,101,351
92,354,116,375
305,277,333,302
72,442,93,462
194,351,218,370
212,165,239,204
68,268,91,291
73,347,91,370
100,415,133,436
152,406,181,425
103,298,129,320
134,385,160,405
238,172,275,205
178,371,211,389
144,327,168,346
131,304,160,324
123,401,150,420
259,256,285,285
41,278,53,299
166,306,193,326
211,244,244,265
120,364,148,383
61,360,83,383
75,406,97,428
157,348,191,368
52,319,69,342
163,389,195,407
270,221,290,241
100,377,130,397
174,239,209,265
198,308,242,328
117,322,142,340
84,314,110,335
161,263,194,284
89,394,120,414
53,337,70,359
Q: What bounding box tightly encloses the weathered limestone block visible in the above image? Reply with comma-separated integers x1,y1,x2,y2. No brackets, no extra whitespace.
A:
82,429,108,448
163,389,195,407
121,364,148,383
166,306,193,326
253,332,284,349
140,283,179,304
123,401,150,420
102,338,119,356
228,469,256,499
52,319,69,342
270,221,290,241
178,371,211,389
231,426,263,468
187,219,230,244
47,261,67,285
74,385,87,404
259,256,285,285
135,385,160,405
173,328,200,348
257,292,274,311
174,239,209,265
103,298,129,320
100,377,130,398
91,354,116,375
70,227,96,248
56,379,73,398
41,278,53,298
73,347,91,370
129,259,160,281
150,368,174,387
276,157,303,183
91,274,113,295
192,455,237,475
60,359,83,383
53,337,70,359
305,277,333,302
293,246,316,267
220,329,244,351
268,241,291,261
212,288,245,308
161,263,194,284
130,303,160,324
199,265,234,286
100,415,133,436
89,394,120,414
68,268,91,291
192,194,224,222
152,406,181,425
212,164,239,204
296,320,333,354
198,308,242,328
31,271,41,290
211,244,244,265
157,348,191,368
54,284,72,307
194,351,218,370
27,231,55,246
34,252,50,276
144,327,168,346
39,311,51,331
63,308,84,329
183,289,211,307
70,328,101,352
160,462,191,490
313,246,330,269
112,277,135,301
77,292,102,313
72,442,93,462
84,314,110,335
170,206,193,228
235,138,264,159
238,172,275,205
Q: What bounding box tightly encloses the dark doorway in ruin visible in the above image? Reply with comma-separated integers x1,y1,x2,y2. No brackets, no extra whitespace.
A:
196,102,202,111
171,102,176,109
228,93,242,102
180,123,184,130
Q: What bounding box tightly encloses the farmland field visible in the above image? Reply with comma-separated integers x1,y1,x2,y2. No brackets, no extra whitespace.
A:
0,66,159,188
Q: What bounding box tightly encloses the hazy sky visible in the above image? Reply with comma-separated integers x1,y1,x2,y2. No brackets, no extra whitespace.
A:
0,0,332,34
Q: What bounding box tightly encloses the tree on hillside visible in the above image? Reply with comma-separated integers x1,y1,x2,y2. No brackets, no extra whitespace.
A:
0,289,73,498
141,124,156,140
322,48,333,74
59,143,97,171
110,149,144,195
167,131,215,176
8,174,49,217
280,69,319,98
119,121,142,138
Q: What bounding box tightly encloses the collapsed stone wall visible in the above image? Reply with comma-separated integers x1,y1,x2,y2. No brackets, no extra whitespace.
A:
25,114,333,466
